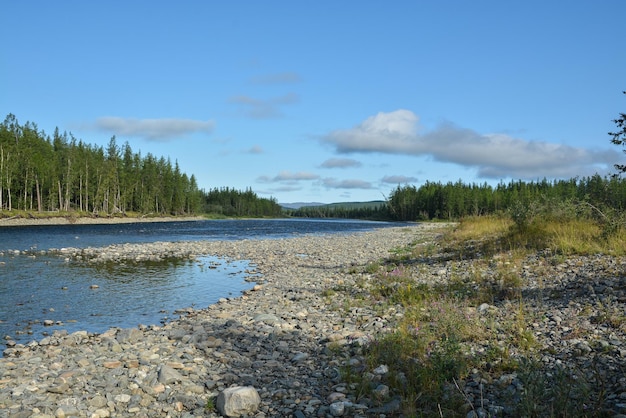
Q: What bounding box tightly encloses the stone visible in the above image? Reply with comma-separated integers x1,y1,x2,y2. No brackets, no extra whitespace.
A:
373,364,389,375
158,364,183,384
216,386,261,417
373,384,390,400
116,328,143,343
102,360,122,369
5,225,626,416
329,401,345,416
291,352,308,362
114,393,131,403
327,392,345,402
89,395,107,408
252,313,280,324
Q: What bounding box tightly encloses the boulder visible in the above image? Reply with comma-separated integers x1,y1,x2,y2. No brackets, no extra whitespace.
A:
158,364,183,384
216,386,261,417
116,327,143,344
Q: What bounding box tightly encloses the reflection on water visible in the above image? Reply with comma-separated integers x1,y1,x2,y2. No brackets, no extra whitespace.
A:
0,254,254,347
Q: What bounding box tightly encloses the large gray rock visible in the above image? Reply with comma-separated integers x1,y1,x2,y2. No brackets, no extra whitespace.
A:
116,327,143,343
158,364,183,384
216,386,261,417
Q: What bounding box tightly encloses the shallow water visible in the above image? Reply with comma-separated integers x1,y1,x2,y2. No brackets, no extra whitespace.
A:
0,253,253,347
0,218,400,347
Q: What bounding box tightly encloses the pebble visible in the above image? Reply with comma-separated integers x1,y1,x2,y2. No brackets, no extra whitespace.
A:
2,223,625,417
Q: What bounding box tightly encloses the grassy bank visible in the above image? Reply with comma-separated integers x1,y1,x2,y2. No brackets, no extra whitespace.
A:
328,206,626,417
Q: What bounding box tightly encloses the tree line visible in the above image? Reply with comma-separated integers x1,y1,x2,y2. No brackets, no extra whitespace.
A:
386,176,626,221
288,176,626,222
203,187,282,217
288,203,391,220
0,114,204,215
0,114,280,217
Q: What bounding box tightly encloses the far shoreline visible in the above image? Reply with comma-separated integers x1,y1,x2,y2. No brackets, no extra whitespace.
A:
0,214,207,227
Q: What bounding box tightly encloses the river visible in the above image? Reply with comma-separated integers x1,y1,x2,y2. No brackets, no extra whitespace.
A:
0,218,400,347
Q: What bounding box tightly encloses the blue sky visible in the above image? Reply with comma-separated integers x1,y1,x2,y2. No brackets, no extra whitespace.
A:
2,1,625,204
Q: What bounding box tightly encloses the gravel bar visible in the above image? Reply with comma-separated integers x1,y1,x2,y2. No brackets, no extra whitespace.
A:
2,223,626,417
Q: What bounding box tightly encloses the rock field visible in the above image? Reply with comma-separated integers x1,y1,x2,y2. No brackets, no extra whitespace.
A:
1,223,626,417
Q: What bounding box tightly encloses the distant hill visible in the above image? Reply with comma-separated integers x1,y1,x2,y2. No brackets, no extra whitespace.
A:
281,200,386,210
321,200,387,209
280,202,326,209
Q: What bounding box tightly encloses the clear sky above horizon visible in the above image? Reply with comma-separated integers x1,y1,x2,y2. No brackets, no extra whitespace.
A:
2,1,625,204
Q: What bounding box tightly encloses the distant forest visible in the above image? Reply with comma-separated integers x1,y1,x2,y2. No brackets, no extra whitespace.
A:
385,176,626,221
289,177,626,222
0,114,281,216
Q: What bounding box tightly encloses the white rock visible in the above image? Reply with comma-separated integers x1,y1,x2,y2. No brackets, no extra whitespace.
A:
114,394,131,403
329,401,346,416
216,386,261,417
373,364,389,375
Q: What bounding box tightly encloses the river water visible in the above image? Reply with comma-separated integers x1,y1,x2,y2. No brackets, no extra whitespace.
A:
0,218,399,348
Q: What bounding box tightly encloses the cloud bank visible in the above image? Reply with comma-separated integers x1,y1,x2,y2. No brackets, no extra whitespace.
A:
256,169,375,193
322,178,374,189
95,117,215,141
257,171,320,183
381,175,418,184
320,110,618,179
319,158,362,168
229,93,299,119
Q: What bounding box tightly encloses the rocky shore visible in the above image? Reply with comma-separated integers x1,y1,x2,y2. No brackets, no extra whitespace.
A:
1,223,626,417
0,215,206,228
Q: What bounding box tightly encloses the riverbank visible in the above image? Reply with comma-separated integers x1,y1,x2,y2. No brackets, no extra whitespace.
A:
1,224,441,417
1,223,626,417
0,215,207,227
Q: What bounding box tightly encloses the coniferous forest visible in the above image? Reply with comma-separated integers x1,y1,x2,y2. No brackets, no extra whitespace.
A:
0,114,281,217
289,176,626,222
385,177,626,221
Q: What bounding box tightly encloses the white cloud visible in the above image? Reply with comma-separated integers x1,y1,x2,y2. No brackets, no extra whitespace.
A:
319,158,362,168
320,110,620,179
322,178,374,189
245,145,264,154
321,109,420,153
381,175,418,184
229,93,299,119
94,117,214,141
257,170,320,183
264,185,303,193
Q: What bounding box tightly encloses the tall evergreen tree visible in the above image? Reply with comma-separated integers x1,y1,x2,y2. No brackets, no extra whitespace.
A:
610,91,626,173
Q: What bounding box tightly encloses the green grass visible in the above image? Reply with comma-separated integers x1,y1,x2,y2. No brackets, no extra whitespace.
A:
327,205,626,416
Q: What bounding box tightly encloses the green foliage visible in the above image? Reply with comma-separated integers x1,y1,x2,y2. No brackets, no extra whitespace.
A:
204,396,216,412
387,176,626,222
514,359,595,417
359,287,485,416
609,91,626,173
337,216,625,415
0,114,204,215
0,114,283,218
203,187,282,217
